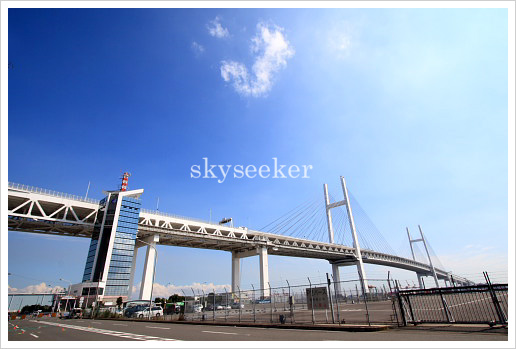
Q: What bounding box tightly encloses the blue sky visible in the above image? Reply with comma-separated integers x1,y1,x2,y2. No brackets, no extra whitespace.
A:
7,8,509,297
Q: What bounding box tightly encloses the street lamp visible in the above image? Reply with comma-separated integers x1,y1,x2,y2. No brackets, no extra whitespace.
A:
60,278,72,312
136,238,158,320
8,273,14,312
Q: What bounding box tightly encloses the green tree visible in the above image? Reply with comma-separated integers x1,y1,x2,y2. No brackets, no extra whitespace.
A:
20,304,53,314
154,297,166,307
116,297,123,309
168,294,185,303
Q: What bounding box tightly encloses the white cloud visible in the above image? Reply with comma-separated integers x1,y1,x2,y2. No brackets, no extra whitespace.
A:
220,23,294,97
131,281,231,299
191,41,205,56
207,16,229,39
9,283,65,294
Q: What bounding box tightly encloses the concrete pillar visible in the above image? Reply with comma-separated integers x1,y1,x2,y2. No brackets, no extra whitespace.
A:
139,234,159,300
128,244,140,300
416,273,424,289
332,264,342,296
231,251,240,294
259,247,270,298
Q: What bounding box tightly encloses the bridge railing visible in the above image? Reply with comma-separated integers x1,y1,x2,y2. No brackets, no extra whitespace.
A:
139,208,235,227
8,182,100,205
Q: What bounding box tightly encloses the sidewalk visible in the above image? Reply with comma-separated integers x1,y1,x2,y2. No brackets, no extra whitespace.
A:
94,317,508,334
97,317,392,332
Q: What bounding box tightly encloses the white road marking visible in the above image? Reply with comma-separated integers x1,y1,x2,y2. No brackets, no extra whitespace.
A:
202,330,239,335
91,321,101,324
145,326,170,329
31,320,179,341
112,323,128,326
29,333,39,338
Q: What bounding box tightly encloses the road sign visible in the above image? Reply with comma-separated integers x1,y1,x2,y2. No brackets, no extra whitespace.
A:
306,287,329,310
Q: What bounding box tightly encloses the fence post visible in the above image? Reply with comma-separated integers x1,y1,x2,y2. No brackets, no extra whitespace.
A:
308,277,315,324
355,284,360,303
404,291,416,324
484,272,507,324
395,281,407,326
224,288,228,322
438,288,453,323
326,273,335,324
332,276,341,325
359,279,371,326
201,289,206,321
269,282,273,323
251,284,256,323
238,286,241,323
286,279,294,324
213,289,216,321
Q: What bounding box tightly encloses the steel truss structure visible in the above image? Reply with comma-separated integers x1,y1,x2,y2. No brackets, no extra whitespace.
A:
7,182,474,286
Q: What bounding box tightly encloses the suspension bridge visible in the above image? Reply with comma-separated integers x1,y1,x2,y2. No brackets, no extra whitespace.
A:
7,176,474,303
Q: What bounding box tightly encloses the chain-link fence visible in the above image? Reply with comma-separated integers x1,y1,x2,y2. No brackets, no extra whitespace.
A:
393,273,508,326
174,278,396,325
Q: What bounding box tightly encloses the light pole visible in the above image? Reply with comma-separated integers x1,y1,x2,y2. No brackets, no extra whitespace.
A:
60,278,72,313
136,238,158,320
8,273,14,312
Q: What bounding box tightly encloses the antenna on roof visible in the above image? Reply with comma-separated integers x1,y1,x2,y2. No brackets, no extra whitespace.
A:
120,172,131,191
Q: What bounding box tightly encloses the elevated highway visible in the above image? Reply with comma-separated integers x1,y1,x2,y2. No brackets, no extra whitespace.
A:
7,182,474,287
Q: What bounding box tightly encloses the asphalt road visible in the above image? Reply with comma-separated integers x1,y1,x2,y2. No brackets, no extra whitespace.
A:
8,318,507,341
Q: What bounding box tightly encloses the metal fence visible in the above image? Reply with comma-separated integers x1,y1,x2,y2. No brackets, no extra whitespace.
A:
394,282,508,326
175,278,396,325
8,182,100,204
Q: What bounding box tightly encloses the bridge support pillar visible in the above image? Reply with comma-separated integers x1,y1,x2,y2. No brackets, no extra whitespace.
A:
139,234,159,301
416,273,425,289
231,251,240,294
259,247,270,298
332,264,342,296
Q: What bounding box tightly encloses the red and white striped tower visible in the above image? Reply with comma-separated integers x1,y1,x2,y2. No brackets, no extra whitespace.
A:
120,172,131,191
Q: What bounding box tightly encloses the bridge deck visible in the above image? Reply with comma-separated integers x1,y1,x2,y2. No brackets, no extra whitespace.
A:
7,183,473,285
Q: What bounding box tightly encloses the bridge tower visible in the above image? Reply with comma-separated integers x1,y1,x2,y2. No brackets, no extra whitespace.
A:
324,176,369,294
407,225,440,288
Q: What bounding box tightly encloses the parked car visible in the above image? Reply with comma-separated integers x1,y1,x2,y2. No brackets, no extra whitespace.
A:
231,303,244,309
60,308,82,319
193,304,203,313
133,306,163,318
124,304,146,318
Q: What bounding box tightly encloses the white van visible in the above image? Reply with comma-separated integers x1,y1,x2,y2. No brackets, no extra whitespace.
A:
133,306,163,318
